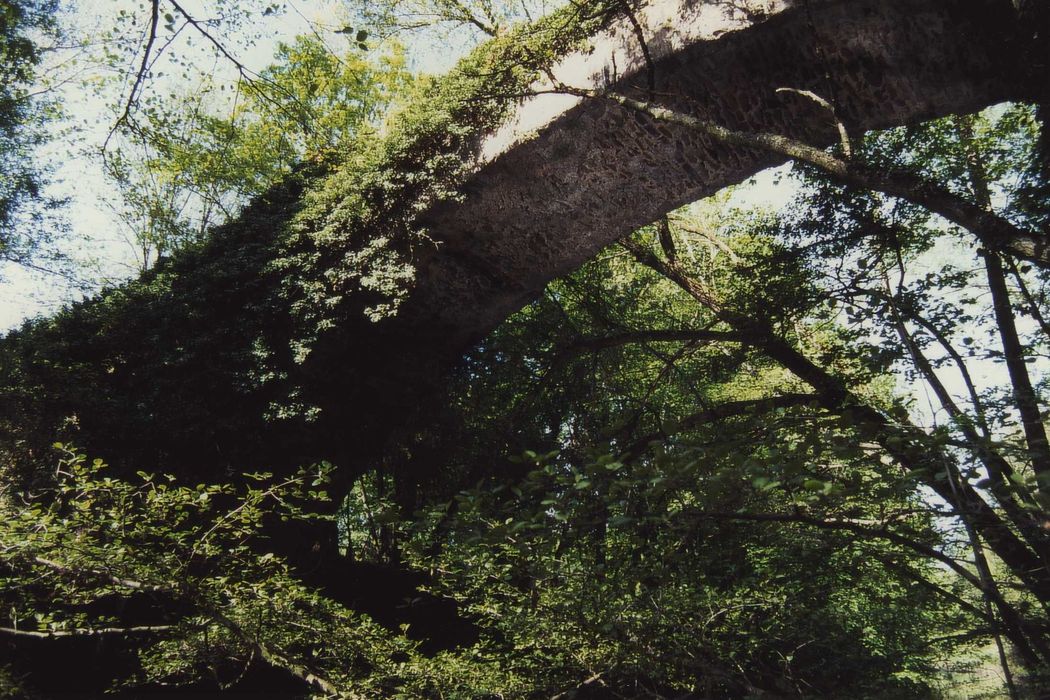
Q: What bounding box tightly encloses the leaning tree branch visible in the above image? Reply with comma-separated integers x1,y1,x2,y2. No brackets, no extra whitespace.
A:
26,554,347,696
620,392,819,462
538,82,1050,267
680,508,989,590
620,235,1050,605
692,504,1050,667
956,114,1050,489
875,554,988,622
879,269,1050,561
1005,255,1050,340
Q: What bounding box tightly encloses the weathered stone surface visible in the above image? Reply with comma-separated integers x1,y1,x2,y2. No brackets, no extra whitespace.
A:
401,0,1042,358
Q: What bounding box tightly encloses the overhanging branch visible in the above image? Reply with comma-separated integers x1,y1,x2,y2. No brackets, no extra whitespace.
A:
538,80,1050,267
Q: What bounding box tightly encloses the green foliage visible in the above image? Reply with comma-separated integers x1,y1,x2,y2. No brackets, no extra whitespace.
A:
0,189,980,697
0,447,414,695
0,0,61,269
0,2,626,474
321,200,979,695
102,35,413,270
1,2,1047,696
784,104,1050,479
277,0,624,337
0,448,572,696
390,441,952,698
0,419,958,698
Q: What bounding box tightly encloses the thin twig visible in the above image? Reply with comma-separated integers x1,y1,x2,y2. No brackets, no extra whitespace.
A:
104,0,160,152
775,87,851,158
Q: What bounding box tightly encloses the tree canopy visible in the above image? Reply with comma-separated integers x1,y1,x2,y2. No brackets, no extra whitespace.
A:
0,0,61,271
1,1,1050,698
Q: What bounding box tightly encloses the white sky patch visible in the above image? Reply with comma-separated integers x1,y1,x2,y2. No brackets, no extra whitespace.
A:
725,163,795,212
0,0,354,331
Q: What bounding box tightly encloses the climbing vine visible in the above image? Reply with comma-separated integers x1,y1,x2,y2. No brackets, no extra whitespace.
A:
272,0,628,355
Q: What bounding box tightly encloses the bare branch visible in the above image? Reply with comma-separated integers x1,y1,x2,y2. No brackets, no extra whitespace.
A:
207,606,354,699
0,625,172,639
775,87,851,158
565,328,741,353
33,556,170,594
105,0,160,151
548,86,1050,268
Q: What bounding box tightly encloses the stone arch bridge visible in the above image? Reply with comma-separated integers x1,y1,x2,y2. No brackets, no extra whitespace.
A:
407,0,1045,356
354,0,1048,471
2,0,1047,548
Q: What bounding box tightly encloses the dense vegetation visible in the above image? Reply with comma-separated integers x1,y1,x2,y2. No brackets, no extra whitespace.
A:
1,0,1050,697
